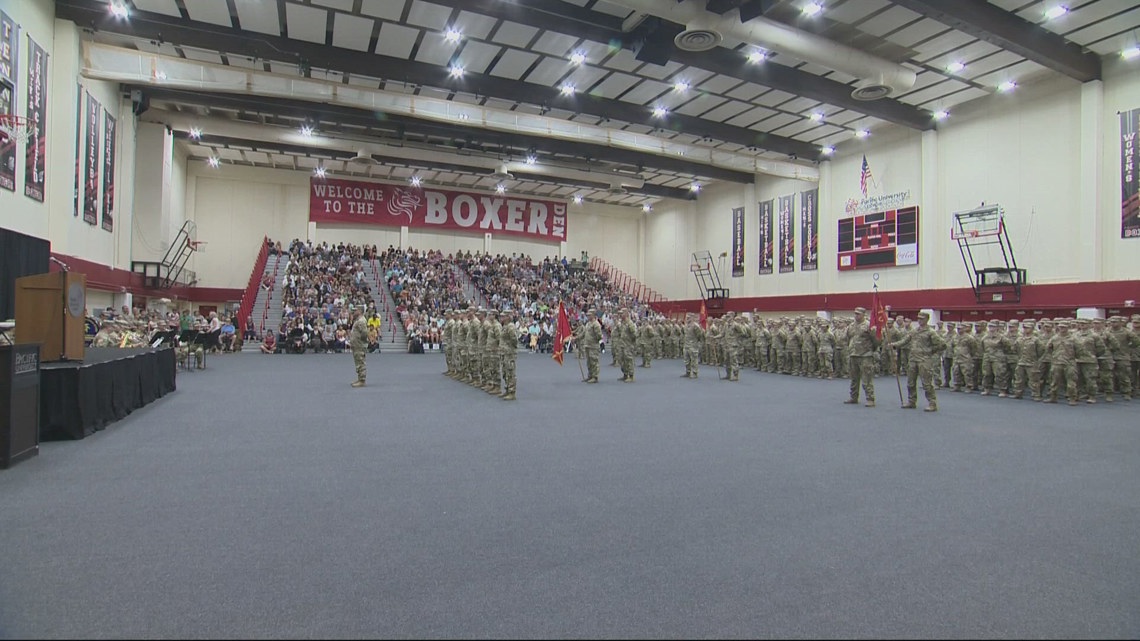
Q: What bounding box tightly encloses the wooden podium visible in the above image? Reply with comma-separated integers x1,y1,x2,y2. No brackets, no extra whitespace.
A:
14,271,86,362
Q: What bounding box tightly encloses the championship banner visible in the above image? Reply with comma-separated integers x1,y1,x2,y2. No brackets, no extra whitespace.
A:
1122,107,1140,239
22,36,46,202
101,110,115,232
310,177,568,243
758,199,774,275
730,206,744,277
82,92,100,226
0,9,17,192
72,84,81,217
800,188,818,271
778,194,794,274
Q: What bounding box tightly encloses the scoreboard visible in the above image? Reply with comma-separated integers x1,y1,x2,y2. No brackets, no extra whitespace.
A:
837,206,919,271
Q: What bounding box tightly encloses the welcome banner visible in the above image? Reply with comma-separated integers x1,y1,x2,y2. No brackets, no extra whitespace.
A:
101,111,115,232
800,188,818,271
310,177,568,243
778,194,794,274
758,199,773,275
82,92,100,226
22,36,46,202
1122,107,1140,239
731,206,744,277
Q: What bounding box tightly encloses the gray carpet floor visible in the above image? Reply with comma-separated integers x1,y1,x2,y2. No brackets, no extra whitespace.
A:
1,349,1137,639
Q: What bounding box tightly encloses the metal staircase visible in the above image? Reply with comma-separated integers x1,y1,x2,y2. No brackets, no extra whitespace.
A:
452,264,489,309
363,260,408,352
131,221,200,288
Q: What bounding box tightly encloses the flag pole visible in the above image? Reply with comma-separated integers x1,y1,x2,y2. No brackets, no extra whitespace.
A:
877,283,904,407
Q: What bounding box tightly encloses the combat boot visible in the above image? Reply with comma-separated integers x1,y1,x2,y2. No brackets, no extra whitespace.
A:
586,377,598,384
501,393,516,401
1105,395,1114,402
843,398,859,405
351,380,365,388
487,386,501,395
902,402,917,409
864,401,876,408
924,405,938,412
623,376,635,383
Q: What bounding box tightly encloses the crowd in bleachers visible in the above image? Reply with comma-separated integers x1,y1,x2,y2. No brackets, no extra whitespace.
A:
377,247,466,352
268,239,377,354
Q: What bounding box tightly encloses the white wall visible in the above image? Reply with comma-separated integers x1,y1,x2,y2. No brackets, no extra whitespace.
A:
186,162,643,288
644,65,1140,302
0,1,134,270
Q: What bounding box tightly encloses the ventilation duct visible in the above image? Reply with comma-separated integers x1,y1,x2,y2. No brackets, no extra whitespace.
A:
611,0,916,99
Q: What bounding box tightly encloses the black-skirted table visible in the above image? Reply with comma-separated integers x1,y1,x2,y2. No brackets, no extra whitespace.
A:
1,344,41,468
39,347,177,441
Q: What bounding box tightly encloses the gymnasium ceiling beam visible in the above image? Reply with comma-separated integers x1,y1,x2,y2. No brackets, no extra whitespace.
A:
888,0,1101,82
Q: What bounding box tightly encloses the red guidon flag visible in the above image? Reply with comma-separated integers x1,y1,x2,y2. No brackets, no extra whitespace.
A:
870,288,889,340
698,300,708,330
552,302,573,365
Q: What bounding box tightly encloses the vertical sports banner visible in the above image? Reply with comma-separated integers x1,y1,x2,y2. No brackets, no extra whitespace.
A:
1122,107,1140,239
0,9,18,192
731,206,744,277
800,188,818,271
778,194,795,273
82,92,101,226
23,36,46,202
758,199,774,275
72,84,81,216
101,110,115,232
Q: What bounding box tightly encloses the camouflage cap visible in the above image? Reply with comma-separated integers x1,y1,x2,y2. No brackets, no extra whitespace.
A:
916,311,930,319
986,320,999,327
1077,318,1091,324
1091,317,1105,324
853,307,867,314
1021,320,1035,326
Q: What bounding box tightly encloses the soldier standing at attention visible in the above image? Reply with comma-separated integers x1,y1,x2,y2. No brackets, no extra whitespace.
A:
616,309,638,382
349,307,369,387
844,307,880,407
1091,318,1116,401
817,319,836,380
1107,316,1135,401
950,322,976,392
581,308,603,384
1072,318,1100,403
497,311,519,400
1045,320,1080,405
1011,319,1045,401
682,312,705,379
484,312,503,396
638,318,657,368
890,311,946,411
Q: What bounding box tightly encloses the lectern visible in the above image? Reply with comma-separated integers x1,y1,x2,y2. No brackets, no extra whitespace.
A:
14,271,86,362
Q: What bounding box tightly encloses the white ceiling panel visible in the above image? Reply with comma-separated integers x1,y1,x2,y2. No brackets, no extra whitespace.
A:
971,59,1048,87
453,11,498,41
898,79,971,105
1066,5,1140,45
455,41,502,75
413,32,458,66
405,1,452,30
522,56,575,87
312,0,355,10
488,49,540,80
588,72,641,100
1055,0,1140,35
636,60,684,80
375,22,420,59
359,0,406,21
923,86,989,110
285,3,328,44
884,18,949,48
332,12,375,52
696,74,743,95
131,0,182,18
857,5,924,37
699,100,752,122
184,0,232,26
615,79,671,105
181,48,224,65
725,82,768,102
675,94,727,117
491,21,540,49
914,30,978,60
563,65,610,91
825,0,893,25
725,106,777,127
957,50,1024,79
751,112,798,132
234,1,281,35
754,89,797,107
529,31,578,57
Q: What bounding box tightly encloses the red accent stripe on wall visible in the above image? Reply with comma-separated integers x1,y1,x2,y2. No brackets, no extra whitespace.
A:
650,280,1140,318
49,252,242,303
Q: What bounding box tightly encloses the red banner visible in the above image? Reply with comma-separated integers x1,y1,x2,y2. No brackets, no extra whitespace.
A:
309,177,567,243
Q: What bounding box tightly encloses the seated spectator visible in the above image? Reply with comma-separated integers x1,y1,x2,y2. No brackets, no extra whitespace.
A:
261,332,277,354
220,317,236,352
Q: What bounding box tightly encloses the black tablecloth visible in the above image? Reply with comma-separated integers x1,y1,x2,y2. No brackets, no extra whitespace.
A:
39,348,177,440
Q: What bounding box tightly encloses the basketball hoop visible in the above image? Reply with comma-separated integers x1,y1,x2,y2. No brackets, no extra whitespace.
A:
0,115,32,151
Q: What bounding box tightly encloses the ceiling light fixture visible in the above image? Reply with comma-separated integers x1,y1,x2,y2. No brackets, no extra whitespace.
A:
1122,46,1140,60
560,83,576,96
933,110,949,121
855,129,870,139
189,127,202,139
207,156,220,168
314,166,326,178
569,51,586,65
802,2,823,17
109,2,129,18
1043,5,1068,19
449,65,464,78
998,80,1017,92
496,184,506,194
674,80,689,92
526,154,537,165
810,112,823,122
821,145,835,155
690,183,701,193
652,106,668,118
300,125,314,137
410,176,422,187
947,61,966,73
573,195,583,205
444,27,462,44
643,204,653,212
747,50,766,64
154,70,167,81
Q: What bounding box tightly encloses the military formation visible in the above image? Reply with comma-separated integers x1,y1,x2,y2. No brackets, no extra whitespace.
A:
440,308,521,400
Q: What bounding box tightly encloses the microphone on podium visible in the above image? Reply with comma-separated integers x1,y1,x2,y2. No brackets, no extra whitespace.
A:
50,256,71,271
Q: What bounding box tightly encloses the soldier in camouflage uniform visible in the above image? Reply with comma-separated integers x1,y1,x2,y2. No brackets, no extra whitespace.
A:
844,307,880,407
772,319,788,374
817,319,836,379
1107,316,1135,401
801,318,818,377
726,311,751,381
616,308,637,382
638,318,658,368
467,309,483,387
350,308,369,387
1072,318,1100,403
498,311,519,400
1011,319,1045,401
980,320,1011,396
580,308,603,383
1045,320,1079,405
890,310,945,411
682,312,705,379
950,322,977,392
785,319,802,376
483,312,502,395
1091,318,1116,401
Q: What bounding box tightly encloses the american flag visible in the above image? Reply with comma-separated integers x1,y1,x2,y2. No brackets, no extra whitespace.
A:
860,155,873,196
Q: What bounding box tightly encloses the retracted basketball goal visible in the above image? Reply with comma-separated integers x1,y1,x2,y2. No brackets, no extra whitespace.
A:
951,205,1026,303
0,115,32,152
690,250,728,309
